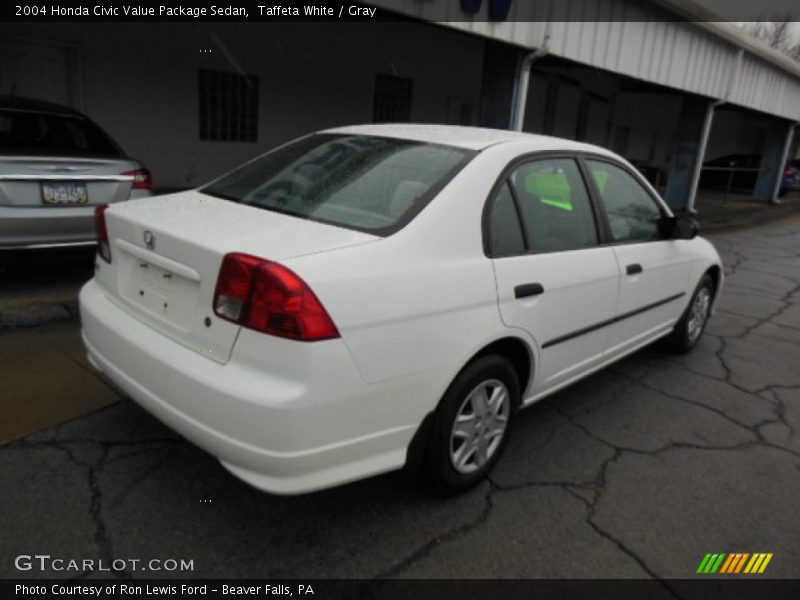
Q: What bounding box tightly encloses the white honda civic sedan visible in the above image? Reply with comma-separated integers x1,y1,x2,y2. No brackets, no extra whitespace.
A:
80,124,722,494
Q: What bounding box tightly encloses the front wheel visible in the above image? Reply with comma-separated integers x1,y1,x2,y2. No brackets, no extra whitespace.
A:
425,354,520,493
666,274,714,353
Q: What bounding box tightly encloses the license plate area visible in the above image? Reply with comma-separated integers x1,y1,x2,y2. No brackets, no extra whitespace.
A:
119,255,199,333
41,182,89,205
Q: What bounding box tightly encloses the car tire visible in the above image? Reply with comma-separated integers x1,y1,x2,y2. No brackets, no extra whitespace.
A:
425,354,519,494
666,274,714,354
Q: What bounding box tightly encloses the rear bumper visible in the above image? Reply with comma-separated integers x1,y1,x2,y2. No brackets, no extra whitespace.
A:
0,204,97,248
0,191,151,249
79,279,439,494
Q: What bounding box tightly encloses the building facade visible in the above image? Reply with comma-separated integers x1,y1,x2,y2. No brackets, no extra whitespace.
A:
2,0,798,208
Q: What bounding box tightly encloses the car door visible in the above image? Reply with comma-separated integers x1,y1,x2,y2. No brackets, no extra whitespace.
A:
487,156,620,397
583,158,695,357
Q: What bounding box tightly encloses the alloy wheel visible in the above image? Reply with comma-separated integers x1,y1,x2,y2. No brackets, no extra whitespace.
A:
687,287,711,343
449,379,511,474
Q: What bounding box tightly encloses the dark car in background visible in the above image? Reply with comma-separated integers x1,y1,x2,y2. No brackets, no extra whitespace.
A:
0,96,152,249
781,159,799,196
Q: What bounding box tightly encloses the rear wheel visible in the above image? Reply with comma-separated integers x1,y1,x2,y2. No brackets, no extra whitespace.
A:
666,274,714,353
426,354,519,493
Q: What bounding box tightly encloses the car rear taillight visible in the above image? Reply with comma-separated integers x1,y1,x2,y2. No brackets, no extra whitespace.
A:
124,168,153,190
94,204,111,263
213,253,339,342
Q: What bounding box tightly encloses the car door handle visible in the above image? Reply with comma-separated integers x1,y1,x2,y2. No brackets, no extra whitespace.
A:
626,263,643,275
514,283,545,299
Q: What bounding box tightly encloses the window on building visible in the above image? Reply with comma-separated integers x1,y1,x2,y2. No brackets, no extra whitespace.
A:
198,69,258,142
373,75,413,123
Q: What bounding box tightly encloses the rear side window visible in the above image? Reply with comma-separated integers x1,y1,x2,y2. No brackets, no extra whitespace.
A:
203,134,473,235
509,158,598,253
489,182,525,257
0,110,122,156
586,160,663,242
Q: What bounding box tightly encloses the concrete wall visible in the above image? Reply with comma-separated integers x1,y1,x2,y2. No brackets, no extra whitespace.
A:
0,22,485,188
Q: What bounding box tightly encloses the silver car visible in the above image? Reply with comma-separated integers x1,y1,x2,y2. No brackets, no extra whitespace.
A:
0,96,152,249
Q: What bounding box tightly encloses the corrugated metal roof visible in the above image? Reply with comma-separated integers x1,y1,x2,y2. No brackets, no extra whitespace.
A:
660,3,800,79
372,0,800,121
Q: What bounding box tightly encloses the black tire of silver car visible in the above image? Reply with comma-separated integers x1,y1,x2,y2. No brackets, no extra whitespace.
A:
667,274,714,353
426,354,520,493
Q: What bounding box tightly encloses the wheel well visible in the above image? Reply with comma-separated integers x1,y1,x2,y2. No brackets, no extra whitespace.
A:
705,265,722,302
471,337,532,399
403,336,533,476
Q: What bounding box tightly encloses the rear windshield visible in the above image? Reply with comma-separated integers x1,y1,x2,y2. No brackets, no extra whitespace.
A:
202,134,474,235
0,109,122,157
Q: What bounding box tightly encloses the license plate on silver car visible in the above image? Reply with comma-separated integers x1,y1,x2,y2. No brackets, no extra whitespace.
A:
41,182,89,205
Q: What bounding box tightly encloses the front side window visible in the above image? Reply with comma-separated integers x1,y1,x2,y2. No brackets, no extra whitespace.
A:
202,134,472,234
586,160,663,242
508,158,598,253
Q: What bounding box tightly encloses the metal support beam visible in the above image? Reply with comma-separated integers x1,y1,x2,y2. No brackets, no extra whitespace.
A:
686,101,716,214
665,97,715,213
754,122,797,204
754,119,796,203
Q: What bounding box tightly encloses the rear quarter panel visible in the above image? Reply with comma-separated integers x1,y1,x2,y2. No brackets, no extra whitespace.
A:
285,229,501,387
283,146,532,388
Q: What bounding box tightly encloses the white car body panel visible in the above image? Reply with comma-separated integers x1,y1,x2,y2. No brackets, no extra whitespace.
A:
94,192,378,364
80,124,723,494
492,246,620,392
605,240,694,355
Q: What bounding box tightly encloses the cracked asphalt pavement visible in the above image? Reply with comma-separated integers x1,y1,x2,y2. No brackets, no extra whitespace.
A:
1,215,799,581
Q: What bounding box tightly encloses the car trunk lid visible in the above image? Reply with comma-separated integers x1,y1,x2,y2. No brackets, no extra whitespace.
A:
0,156,143,207
98,190,378,364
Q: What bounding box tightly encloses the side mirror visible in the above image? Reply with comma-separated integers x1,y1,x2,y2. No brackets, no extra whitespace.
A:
668,215,698,240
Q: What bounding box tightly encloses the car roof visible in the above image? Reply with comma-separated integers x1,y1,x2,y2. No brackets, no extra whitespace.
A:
0,95,85,118
323,123,617,155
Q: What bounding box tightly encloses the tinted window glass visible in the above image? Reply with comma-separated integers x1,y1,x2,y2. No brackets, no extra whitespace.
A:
587,160,662,242
0,110,121,156
203,134,471,234
489,182,525,257
509,158,598,253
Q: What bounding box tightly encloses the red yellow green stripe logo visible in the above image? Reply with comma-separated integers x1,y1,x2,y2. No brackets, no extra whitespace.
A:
696,553,773,574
